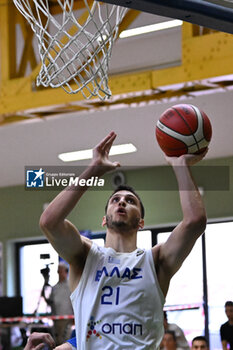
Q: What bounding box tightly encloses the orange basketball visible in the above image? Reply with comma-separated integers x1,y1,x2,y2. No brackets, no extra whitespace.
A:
156,104,212,156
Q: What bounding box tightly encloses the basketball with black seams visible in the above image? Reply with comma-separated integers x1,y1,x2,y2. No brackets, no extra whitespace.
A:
155,104,212,156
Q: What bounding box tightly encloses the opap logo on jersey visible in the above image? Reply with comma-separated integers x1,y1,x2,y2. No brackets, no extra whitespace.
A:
86,316,102,342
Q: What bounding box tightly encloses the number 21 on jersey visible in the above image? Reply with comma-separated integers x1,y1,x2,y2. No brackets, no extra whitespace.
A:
101,286,120,305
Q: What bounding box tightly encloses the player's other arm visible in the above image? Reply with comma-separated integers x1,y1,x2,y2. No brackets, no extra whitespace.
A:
39,165,97,269
154,151,207,295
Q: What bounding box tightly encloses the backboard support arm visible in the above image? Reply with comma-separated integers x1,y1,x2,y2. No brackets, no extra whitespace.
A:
96,0,233,34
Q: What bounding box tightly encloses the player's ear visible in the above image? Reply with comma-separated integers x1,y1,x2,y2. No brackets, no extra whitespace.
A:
138,218,144,229
102,216,107,227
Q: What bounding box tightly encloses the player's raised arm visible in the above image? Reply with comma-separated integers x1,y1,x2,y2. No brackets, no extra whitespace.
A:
154,151,207,296
39,132,120,267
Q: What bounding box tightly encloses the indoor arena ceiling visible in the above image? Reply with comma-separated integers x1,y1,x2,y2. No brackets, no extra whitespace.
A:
0,6,233,187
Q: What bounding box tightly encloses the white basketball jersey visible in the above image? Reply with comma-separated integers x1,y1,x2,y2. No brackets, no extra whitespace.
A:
71,242,165,350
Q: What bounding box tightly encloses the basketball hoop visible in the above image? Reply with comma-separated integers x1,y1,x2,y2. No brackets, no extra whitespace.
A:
13,0,127,100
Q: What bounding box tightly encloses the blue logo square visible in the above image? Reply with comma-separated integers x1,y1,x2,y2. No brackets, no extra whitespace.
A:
26,169,45,188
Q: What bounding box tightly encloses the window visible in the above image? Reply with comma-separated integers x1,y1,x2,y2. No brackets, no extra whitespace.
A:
156,220,233,348
137,230,152,249
157,231,203,304
157,230,204,344
19,242,59,314
205,221,233,350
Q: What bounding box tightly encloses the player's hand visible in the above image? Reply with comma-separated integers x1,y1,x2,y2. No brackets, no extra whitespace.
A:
24,332,56,350
165,148,208,167
91,131,120,173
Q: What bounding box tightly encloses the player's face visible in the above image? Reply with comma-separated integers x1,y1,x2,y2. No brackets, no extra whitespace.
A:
192,340,208,350
103,190,144,231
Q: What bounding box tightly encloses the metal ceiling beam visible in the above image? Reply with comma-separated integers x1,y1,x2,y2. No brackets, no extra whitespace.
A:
0,0,17,81
1,20,233,119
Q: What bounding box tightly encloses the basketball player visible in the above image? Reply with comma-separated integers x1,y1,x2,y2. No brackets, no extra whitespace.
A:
40,131,207,349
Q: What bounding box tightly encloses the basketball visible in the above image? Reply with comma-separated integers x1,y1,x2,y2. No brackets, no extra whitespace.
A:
155,104,212,156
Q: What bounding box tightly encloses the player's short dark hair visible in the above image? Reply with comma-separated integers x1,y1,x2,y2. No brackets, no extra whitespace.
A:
225,301,233,307
105,185,145,219
192,336,209,346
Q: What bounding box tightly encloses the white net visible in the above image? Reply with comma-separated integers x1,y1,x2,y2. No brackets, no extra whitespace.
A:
13,0,127,99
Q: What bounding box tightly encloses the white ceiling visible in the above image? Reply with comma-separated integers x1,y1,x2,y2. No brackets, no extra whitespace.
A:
1,12,233,188
1,88,233,187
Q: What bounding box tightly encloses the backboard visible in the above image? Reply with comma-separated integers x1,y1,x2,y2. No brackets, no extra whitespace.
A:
96,0,233,34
